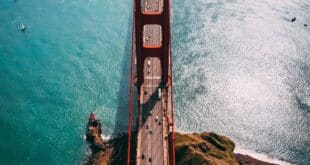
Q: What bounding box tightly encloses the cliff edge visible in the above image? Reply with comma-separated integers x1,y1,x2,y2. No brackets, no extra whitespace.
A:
175,132,275,165
175,132,238,165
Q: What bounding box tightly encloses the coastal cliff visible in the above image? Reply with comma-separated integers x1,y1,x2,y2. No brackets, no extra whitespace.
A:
174,132,238,164
85,130,275,165
174,132,275,165
83,113,274,165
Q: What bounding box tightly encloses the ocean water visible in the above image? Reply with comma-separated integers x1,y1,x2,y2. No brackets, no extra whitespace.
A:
0,0,132,164
172,0,309,164
0,0,309,165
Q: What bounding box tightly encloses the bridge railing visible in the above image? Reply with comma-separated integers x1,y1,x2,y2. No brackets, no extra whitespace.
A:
166,0,176,163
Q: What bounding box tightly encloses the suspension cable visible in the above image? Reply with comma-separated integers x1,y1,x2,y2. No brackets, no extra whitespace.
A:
127,0,136,164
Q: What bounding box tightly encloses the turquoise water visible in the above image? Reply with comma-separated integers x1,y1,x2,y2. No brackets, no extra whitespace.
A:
0,0,309,164
0,0,132,164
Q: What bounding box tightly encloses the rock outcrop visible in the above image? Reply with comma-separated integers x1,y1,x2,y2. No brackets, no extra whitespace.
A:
235,154,277,165
174,132,276,165
84,113,113,165
175,132,238,165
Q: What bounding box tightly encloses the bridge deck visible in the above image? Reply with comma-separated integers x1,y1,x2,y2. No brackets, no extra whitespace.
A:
136,57,169,165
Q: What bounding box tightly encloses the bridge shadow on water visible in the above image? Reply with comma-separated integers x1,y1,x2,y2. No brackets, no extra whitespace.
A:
112,14,135,137
109,12,139,164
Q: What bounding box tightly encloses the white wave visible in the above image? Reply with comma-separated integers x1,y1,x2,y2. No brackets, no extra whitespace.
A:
234,146,294,165
100,134,111,141
85,145,92,156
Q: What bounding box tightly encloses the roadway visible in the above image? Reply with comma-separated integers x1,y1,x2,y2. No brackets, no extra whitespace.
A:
136,57,169,165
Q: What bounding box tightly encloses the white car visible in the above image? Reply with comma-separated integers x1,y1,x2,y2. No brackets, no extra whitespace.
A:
158,88,162,99
147,60,151,67
155,116,159,122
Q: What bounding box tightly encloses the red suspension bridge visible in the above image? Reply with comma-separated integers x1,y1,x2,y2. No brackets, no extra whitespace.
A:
127,0,175,164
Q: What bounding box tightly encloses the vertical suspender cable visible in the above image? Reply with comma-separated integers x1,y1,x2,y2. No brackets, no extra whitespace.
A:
170,37,176,165
169,29,176,165
127,1,136,164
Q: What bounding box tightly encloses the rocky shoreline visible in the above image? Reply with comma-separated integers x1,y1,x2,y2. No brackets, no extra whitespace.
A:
234,154,277,165
84,134,127,165
84,127,277,165
174,132,276,165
